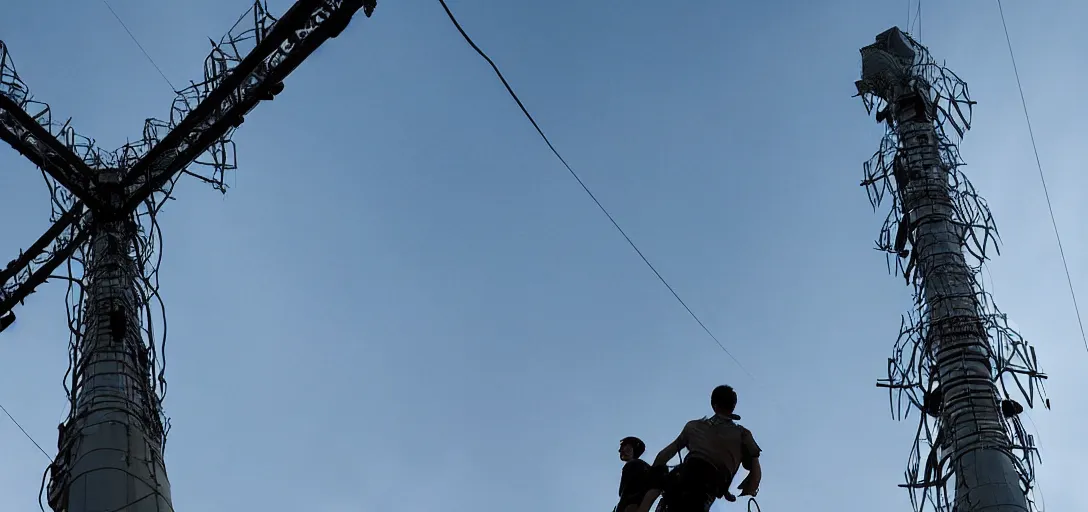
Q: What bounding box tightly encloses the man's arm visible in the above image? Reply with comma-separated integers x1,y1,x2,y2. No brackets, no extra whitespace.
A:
633,489,661,512
738,457,761,496
616,463,631,512
652,424,690,467
652,439,680,468
618,462,636,499
737,429,763,496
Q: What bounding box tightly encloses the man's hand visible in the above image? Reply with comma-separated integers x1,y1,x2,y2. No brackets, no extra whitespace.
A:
737,474,758,497
738,457,762,497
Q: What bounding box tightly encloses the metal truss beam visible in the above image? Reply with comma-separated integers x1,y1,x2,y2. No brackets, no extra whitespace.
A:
118,0,376,213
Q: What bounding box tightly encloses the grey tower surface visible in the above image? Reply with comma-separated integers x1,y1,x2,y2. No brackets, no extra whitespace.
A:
855,28,1048,512
0,2,379,510
49,175,173,511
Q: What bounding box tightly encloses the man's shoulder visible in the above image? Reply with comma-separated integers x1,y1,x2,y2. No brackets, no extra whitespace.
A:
624,459,651,471
707,416,756,437
732,422,758,439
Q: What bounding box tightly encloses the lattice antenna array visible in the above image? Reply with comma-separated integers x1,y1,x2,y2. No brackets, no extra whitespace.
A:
854,27,1049,512
0,2,378,512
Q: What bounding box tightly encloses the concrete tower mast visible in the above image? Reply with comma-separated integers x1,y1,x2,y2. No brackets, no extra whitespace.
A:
855,27,1049,512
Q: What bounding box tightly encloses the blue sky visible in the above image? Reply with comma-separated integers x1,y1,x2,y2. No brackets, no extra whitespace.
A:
1,1,1086,510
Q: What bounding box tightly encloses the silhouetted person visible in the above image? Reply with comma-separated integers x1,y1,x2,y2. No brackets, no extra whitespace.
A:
651,385,762,512
616,436,659,512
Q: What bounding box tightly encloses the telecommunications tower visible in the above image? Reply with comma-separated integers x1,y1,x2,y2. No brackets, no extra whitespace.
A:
0,1,377,511
854,27,1049,512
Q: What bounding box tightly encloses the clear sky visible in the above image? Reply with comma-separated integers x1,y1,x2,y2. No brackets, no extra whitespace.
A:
1,1,1085,511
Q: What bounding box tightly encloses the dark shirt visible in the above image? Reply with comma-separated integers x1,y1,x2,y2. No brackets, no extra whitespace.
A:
617,459,653,511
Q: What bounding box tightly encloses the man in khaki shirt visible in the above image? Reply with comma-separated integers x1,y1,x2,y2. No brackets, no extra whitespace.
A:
648,385,762,512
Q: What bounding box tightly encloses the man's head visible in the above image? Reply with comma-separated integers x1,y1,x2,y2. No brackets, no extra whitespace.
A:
619,436,646,462
711,385,738,416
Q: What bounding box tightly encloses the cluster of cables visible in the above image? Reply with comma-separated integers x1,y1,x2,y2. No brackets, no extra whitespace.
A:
35,165,176,512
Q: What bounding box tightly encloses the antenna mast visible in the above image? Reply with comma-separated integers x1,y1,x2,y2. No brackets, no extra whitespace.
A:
855,27,1049,512
0,2,378,511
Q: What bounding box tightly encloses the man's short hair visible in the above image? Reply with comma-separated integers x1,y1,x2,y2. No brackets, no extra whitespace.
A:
620,436,646,458
711,385,738,413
